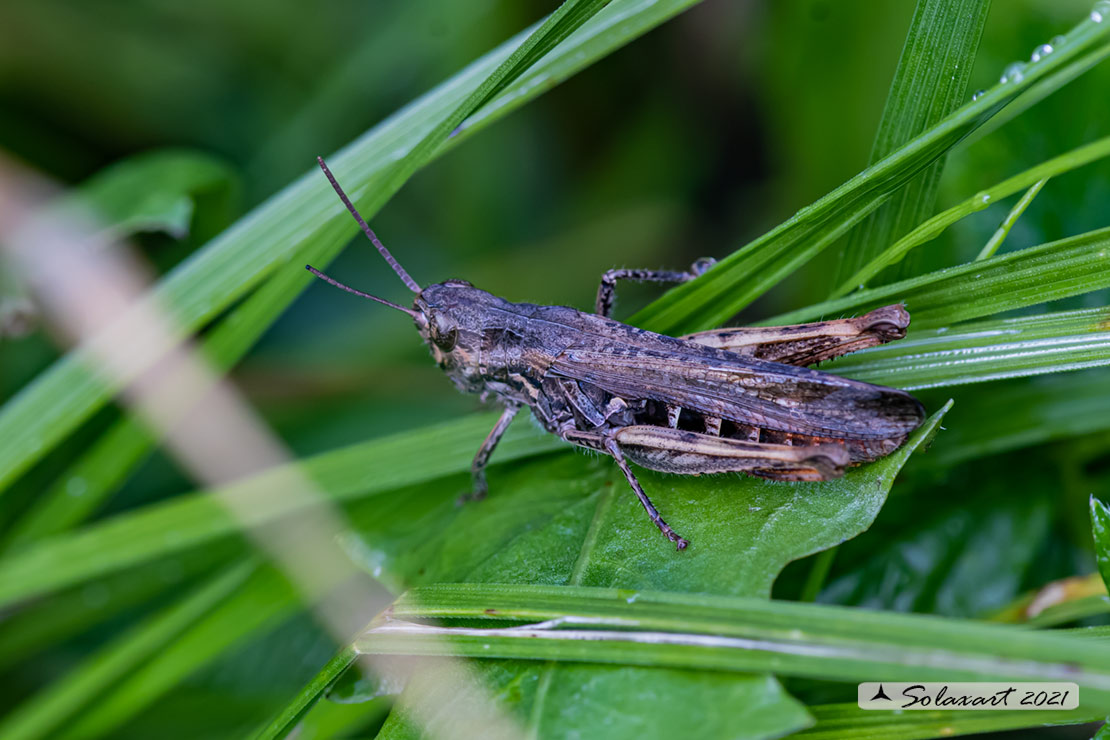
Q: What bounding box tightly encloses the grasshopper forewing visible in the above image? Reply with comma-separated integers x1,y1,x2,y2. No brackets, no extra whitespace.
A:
307,158,925,551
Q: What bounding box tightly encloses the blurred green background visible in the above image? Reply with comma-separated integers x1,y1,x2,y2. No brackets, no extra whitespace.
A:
3,0,1109,736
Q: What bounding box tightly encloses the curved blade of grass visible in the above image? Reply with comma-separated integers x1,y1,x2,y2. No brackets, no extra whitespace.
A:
796,702,1095,740
960,39,1110,149
834,0,990,286
56,566,300,740
253,644,359,740
356,583,1110,711
975,178,1047,261
0,412,559,609
831,134,1110,299
629,9,1110,335
765,226,1110,328
0,541,242,672
828,308,1110,389
0,561,255,740
0,0,707,497
1,226,344,550
925,369,1110,468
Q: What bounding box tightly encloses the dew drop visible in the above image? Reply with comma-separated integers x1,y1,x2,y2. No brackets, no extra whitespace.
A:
1051,35,1066,48
625,592,640,604
1030,44,1053,62
1093,4,1106,23
66,476,87,497
999,62,1025,84
976,192,992,206
972,89,986,101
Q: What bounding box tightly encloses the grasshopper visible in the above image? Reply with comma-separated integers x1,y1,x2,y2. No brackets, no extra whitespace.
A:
307,158,925,550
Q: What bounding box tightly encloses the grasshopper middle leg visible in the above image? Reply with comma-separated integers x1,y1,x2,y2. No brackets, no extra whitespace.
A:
603,438,690,551
595,258,716,318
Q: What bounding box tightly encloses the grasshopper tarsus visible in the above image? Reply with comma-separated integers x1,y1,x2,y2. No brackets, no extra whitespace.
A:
308,159,926,552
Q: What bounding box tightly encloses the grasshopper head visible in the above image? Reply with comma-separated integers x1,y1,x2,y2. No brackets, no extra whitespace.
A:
413,280,493,394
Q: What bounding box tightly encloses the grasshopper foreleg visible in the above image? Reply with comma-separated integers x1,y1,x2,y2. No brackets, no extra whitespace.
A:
595,257,716,318
459,401,521,505
680,305,911,366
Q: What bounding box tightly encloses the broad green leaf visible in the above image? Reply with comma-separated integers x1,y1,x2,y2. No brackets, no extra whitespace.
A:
824,308,1110,389
766,226,1110,328
796,702,1094,740
629,9,1110,335
0,561,254,740
59,149,237,241
835,0,990,285
0,0,705,497
1092,495,1110,593
349,407,947,739
1,149,235,340
355,582,1110,711
831,134,1110,298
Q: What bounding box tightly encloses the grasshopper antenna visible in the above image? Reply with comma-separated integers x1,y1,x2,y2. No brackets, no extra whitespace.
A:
317,156,421,294
305,265,420,319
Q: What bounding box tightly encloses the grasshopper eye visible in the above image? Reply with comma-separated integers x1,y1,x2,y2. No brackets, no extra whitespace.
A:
432,315,458,351
434,327,458,352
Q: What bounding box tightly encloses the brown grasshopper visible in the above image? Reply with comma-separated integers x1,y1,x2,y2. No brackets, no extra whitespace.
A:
307,158,925,550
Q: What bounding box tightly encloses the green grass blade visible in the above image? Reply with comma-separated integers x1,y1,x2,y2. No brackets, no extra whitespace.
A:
925,369,1110,468
797,702,1095,740
975,178,1047,261
830,133,1110,298
358,583,1110,711
0,561,254,740
252,645,359,740
828,308,1110,389
0,0,703,497
0,542,241,672
960,39,1110,149
0,414,559,609
58,565,299,740
2,226,343,549
835,0,991,286
766,226,1110,329
628,9,1110,335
